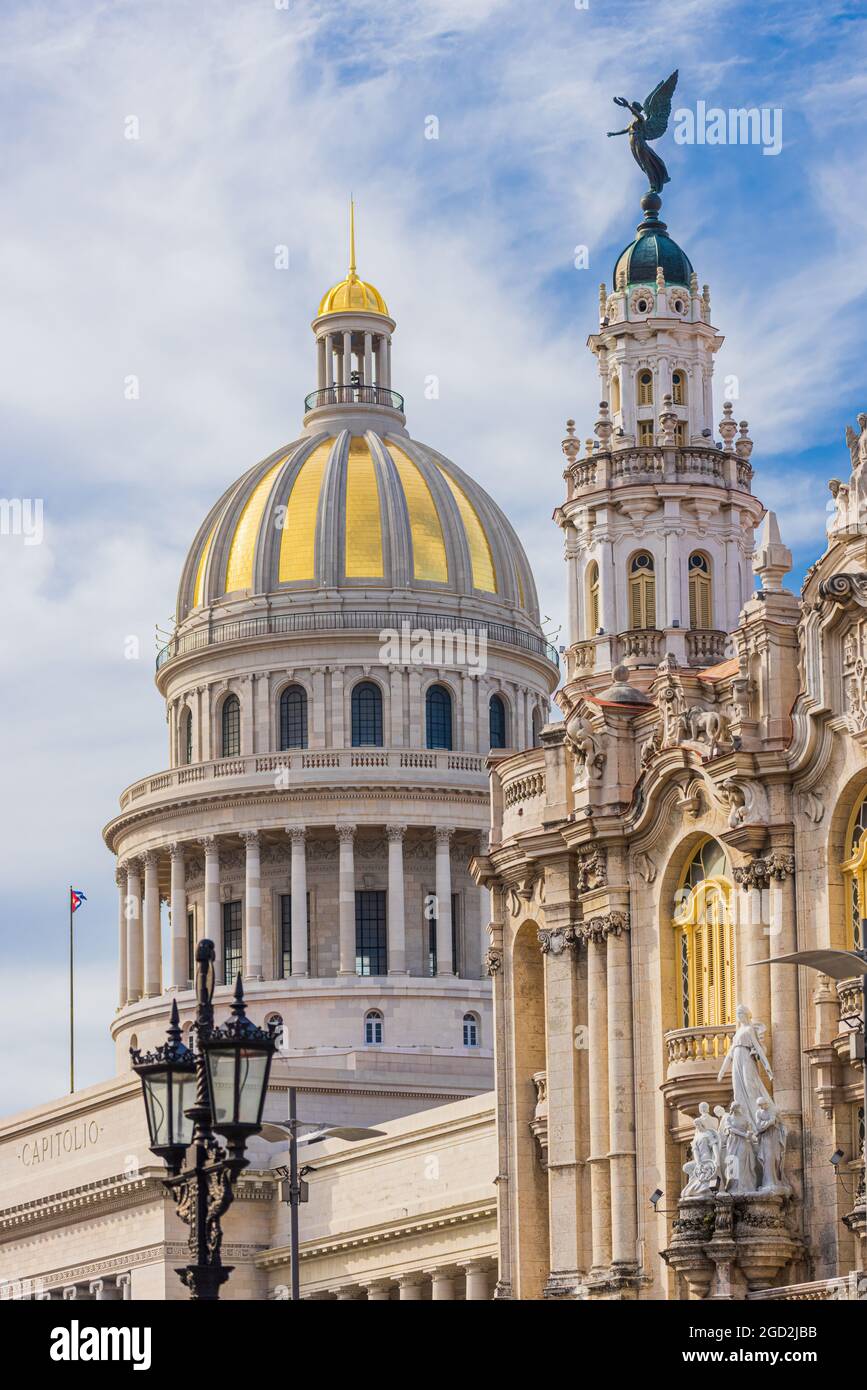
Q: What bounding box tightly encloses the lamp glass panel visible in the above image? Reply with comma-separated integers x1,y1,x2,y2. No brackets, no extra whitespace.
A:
172,1073,197,1147
207,1050,238,1126
143,1073,170,1147
237,1051,270,1124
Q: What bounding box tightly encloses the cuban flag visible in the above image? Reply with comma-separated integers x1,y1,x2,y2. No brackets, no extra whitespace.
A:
70,889,87,914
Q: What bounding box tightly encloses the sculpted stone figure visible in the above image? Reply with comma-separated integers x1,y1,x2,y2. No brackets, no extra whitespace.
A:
717,1004,774,1129
718,1102,759,1194
678,706,731,759
755,1098,790,1194
681,1111,720,1197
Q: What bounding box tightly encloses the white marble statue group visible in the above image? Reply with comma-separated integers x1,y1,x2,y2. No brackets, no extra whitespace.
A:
681,1005,790,1198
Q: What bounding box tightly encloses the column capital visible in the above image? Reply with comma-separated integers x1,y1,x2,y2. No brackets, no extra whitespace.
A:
581,910,629,944
241,830,260,850
168,841,186,865
537,925,579,957
483,946,503,976
199,835,218,855
142,849,158,869
115,862,127,885
386,823,407,843
733,853,795,891
336,823,357,844
435,825,454,847
286,825,307,845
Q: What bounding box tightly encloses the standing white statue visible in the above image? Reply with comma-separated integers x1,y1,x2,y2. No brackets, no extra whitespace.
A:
718,1102,759,1194
755,1098,790,1193
681,1109,721,1197
717,1003,774,1129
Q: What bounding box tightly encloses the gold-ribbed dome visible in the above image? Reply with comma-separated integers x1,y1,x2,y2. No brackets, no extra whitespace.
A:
317,199,389,318
178,431,539,622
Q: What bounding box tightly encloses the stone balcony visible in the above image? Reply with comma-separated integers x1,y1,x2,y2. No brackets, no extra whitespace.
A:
562,444,754,501
661,1024,735,1122
566,628,729,681
116,747,489,816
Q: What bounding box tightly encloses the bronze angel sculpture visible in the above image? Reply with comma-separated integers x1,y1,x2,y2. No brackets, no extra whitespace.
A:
607,70,679,193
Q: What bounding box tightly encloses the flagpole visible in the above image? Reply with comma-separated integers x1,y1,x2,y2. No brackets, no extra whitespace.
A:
69,885,74,1093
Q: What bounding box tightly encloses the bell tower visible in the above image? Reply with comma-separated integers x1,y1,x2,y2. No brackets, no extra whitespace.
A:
555,190,765,685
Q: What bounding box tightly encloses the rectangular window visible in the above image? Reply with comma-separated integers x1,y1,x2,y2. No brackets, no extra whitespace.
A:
222,900,242,985
355,890,387,976
187,910,196,984
427,892,461,976
279,893,311,978
638,419,654,446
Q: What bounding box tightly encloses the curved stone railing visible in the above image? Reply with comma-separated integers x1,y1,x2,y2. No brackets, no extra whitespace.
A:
117,747,489,813
686,629,729,664
665,1024,735,1066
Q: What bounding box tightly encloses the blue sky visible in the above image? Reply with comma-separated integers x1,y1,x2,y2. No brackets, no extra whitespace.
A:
1,0,866,1114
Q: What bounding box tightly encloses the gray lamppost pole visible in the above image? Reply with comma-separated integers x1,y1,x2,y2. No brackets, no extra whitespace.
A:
262,1098,385,1301
131,939,278,1301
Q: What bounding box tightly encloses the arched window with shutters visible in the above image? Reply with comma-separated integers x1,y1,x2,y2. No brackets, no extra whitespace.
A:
671,370,686,405
674,421,686,446
638,370,653,406
181,706,193,765
221,694,240,758
489,694,507,750
351,681,383,747
279,685,308,749
674,840,735,1028
425,684,453,750
842,791,867,951
628,551,656,629
688,552,713,629
587,561,600,635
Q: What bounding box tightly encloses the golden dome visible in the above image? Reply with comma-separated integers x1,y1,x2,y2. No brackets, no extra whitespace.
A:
317,199,389,318
179,431,539,621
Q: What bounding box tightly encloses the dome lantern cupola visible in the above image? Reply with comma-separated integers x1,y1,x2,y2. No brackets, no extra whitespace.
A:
305,199,405,435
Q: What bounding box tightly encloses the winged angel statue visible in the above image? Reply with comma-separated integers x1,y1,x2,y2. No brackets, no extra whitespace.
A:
607,70,679,193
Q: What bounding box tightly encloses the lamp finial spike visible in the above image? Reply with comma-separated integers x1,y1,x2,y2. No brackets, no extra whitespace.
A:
348,195,357,277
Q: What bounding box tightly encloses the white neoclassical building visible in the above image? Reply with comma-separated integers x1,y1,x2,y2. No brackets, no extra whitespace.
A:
0,208,556,1302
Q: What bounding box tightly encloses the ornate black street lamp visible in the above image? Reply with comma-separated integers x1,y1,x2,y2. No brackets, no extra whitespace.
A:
131,938,278,1300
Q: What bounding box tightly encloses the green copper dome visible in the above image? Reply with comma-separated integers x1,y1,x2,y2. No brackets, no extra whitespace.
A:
613,226,693,289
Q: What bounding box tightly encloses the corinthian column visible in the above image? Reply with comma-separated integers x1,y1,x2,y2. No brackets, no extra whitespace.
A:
143,851,161,998
337,824,357,975
126,858,143,1003
435,827,454,975
243,831,262,980
605,912,637,1273
116,864,128,1007
289,826,308,977
386,825,407,975
169,843,187,990
201,837,222,984
584,919,611,1273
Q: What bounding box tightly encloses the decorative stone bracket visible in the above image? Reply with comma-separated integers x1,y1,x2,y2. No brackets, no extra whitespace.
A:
663,1192,797,1299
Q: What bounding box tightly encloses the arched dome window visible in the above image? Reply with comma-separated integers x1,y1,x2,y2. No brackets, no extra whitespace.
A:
628,552,656,630
221,694,240,758
638,370,653,406
181,707,193,766
671,370,686,405
688,552,713,629
426,684,453,750
279,685,308,750
463,1012,480,1048
587,561,600,635
364,1009,383,1045
489,695,507,750
351,681,383,747
674,840,734,1029
842,792,867,951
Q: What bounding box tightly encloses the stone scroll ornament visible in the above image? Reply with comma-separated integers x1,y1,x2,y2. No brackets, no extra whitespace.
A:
680,1005,790,1198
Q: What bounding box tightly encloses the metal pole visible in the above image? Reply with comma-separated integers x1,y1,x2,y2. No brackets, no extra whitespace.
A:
69,886,74,1093
289,1085,300,1301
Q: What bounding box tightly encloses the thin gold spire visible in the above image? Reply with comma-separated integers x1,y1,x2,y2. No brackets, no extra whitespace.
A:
348,195,357,278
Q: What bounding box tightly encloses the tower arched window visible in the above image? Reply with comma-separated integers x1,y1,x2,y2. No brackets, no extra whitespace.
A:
279,685,308,750
221,694,240,758
489,695,507,750
531,706,543,747
351,681,383,747
688,552,713,629
638,370,653,406
628,552,656,629
364,1009,383,1045
463,1012,480,1048
842,792,867,951
587,561,600,634
181,707,193,765
674,839,735,1028
425,684,453,750
672,370,686,405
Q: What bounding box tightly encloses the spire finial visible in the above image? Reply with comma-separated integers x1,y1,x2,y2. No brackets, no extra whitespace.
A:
348,195,357,278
